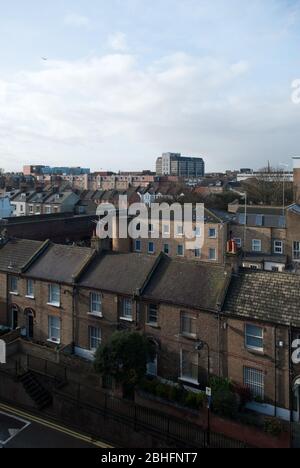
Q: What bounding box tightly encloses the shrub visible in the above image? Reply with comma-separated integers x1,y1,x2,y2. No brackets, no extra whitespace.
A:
155,383,171,400
210,376,233,394
185,392,205,410
264,418,283,437
168,385,187,405
212,389,239,419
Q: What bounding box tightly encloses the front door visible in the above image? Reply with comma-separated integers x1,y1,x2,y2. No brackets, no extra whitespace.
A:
27,314,34,339
11,308,18,330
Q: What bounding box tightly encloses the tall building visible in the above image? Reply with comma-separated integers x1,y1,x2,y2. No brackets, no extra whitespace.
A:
156,153,205,178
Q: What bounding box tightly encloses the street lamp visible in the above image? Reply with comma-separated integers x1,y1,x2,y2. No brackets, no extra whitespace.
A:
195,340,211,447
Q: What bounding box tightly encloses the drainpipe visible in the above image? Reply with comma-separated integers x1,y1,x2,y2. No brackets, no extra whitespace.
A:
274,325,277,418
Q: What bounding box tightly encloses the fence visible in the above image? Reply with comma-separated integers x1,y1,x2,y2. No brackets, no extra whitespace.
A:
26,354,247,449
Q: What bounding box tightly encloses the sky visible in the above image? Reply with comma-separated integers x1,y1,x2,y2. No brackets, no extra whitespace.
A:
0,0,300,173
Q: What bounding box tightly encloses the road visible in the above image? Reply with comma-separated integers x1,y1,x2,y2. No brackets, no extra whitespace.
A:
0,402,113,449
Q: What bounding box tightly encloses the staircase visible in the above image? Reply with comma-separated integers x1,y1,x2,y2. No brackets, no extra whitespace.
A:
19,372,52,410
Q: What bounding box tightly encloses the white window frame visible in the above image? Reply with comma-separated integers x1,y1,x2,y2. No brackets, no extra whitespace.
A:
293,241,300,261
26,279,34,299
135,240,141,252
180,350,199,385
252,239,262,253
89,326,102,352
274,240,283,255
209,248,217,261
89,292,102,317
163,224,170,236
176,225,184,237
244,367,264,399
194,248,201,258
147,304,158,326
245,324,264,352
48,284,60,307
180,312,197,338
9,276,19,295
208,228,217,239
147,356,158,377
48,316,61,344
148,242,155,254
256,215,264,227
121,298,133,321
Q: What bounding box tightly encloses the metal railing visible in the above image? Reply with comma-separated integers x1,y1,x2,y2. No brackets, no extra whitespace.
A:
25,354,247,449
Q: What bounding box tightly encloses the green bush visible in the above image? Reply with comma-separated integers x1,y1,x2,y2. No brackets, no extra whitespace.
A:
264,418,283,437
210,376,233,394
185,392,205,410
212,389,239,419
155,383,171,400
168,385,187,405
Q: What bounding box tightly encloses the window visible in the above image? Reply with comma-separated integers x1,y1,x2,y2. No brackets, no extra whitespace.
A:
195,227,201,238
9,276,18,294
148,242,155,254
274,240,283,255
45,206,51,214
149,223,154,234
90,292,102,316
209,248,217,261
252,239,262,252
180,350,199,384
234,238,242,248
135,240,141,252
163,244,170,255
293,241,300,260
244,367,264,399
163,224,170,236
181,312,197,338
29,205,34,214
89,326,101,352
121,298,133,321
208,228,217,239
255,215,264,226
147,356,158,377
26,279,34,298
239,213,246,225
147,304,158,325
48,284,60,306
245,324,264,351
48,316,60,344
177,245,184,257
195,248,201,258
176,225,184,237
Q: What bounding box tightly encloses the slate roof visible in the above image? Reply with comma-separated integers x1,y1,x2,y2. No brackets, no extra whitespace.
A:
25,243,95,284
142,256,230,311
224,270,300,327
0,239,44,273
79,252,159,295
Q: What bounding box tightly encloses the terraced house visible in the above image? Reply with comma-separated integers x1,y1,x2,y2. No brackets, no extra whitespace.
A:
0,236,300,424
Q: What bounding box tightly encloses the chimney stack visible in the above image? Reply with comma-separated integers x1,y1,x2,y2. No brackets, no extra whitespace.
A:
293,157,300,205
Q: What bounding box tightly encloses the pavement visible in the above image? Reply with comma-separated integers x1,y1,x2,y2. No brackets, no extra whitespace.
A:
0,402,113,449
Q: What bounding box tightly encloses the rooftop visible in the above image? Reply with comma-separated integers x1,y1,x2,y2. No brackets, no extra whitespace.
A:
224,269,300,327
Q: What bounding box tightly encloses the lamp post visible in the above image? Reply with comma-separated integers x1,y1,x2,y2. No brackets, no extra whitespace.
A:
195,340,211,447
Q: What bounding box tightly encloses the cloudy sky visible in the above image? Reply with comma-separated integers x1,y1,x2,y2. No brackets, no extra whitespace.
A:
0,0,300,172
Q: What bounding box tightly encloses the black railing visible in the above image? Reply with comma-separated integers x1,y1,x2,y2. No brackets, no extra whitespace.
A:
25,354,247,449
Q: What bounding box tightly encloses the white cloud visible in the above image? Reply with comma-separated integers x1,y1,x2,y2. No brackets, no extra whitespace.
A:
0,50,299,172
107,32,128,52
64,13,90,28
